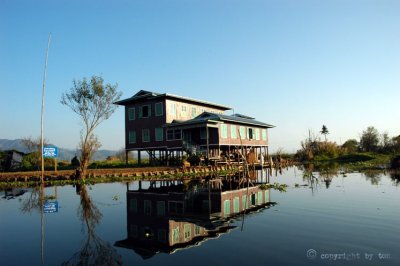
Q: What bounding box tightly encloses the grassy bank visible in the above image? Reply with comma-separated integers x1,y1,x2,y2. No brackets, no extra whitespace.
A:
310,152,393,171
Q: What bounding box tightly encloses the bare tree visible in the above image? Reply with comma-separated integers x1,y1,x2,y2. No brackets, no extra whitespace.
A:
61,76,121,178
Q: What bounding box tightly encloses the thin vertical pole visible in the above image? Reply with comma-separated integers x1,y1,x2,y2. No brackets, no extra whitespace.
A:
41,33,51,183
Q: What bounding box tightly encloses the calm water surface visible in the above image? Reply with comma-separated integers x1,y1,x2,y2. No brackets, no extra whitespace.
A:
1,167,399,266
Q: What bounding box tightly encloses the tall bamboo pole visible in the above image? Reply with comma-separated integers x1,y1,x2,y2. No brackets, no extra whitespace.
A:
41,33,51,183
40,33,51,266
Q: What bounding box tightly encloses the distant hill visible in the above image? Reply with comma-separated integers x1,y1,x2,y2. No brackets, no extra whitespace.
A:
0,139,118,161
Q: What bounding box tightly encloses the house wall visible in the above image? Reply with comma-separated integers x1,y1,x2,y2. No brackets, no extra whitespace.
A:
124,98,227,150
218,123,269,146
165,99,225,123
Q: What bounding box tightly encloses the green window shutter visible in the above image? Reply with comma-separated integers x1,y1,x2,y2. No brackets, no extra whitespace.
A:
128,108,135,120
172,227,180,244
130,224,138,237
242,195,247,211
262,129,267,141
129,131,136,144
155,128,163,141
224,200,231,217
257,191,263,205
221,124,228,139
138,106,143,118
195,225,201,236
155,102,163,116
233,197,240,213
191,107,196,118
130,198,137,213
157,201,165,216
256,128,260,140
144,200,151,215
148,104,152,117
239,126,246,139
265,190,269,203
142,129,150,142
231,125,237,139
184,224,191,239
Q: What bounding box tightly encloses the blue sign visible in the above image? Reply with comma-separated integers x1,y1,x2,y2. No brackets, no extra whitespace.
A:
44,201,58,213
43,146,58,158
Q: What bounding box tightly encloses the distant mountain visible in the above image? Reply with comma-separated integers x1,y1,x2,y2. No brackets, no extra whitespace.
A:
0,139,118,161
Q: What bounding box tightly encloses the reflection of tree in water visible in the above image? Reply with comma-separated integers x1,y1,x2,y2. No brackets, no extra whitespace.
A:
20,187,42,214
363,171,381,185
299,163,340,190
62,184,122,266
390,173,400,186
317,163,339,189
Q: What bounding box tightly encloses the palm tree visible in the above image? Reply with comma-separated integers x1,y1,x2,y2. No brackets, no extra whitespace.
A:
320,125,329,141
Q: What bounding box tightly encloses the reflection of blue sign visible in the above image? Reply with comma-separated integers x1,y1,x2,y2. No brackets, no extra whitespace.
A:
43,146,58,158
44,201,58,213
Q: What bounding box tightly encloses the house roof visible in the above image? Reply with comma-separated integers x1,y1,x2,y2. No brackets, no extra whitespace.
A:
168,112,274,128
114,90,231,110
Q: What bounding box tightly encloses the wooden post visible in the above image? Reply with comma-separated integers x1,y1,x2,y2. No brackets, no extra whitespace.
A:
206,126,210,160
138,150,141,165
125,150,129,165
54,158,57,174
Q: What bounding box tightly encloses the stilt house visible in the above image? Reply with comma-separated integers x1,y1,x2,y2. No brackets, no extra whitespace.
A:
115,90,274,165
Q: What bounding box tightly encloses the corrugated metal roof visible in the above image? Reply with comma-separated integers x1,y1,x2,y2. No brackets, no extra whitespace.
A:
115,90,231,110
168,112,274,128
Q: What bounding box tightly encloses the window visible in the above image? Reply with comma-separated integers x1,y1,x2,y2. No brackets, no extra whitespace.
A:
181,105,187,117
128,108,135,120
144,200,151,215
172,227,180,244
142,129,150,142
130,224,138,237
139,105,151,118
129,131,136,144
155,128,163,142
174,129,182,140
265,190,269,203
258,191,263,205
221,124,228,139
262,129,267,141
248,128,254,140
169,201,184,214
242,195,248,211
195,225,201,236
223,200,231,217
167,129,182,141
169,102,177,117
158,229,167,242
233,197,240,213
230,125,237,139
200,128,207,140
184,224,191,239
155,102,163,116
191,107,197,118
130,198,137,213
255,128,260,140
157,201,165,216
239,126,246,139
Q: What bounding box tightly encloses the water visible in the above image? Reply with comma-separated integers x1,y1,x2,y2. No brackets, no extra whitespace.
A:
1,167,399,266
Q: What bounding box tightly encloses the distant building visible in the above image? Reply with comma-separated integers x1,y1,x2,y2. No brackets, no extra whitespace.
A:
115,90,274,164
1,150,24,171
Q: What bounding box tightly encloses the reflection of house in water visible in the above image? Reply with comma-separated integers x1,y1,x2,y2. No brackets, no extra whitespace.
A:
115,179,272,259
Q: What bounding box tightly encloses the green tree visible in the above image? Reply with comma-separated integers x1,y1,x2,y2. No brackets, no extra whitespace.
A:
61,76,121,179
320,125,329,141
359,126,379,152
342,139,358,153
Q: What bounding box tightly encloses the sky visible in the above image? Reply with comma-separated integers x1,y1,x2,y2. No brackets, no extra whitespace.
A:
1,0,399,153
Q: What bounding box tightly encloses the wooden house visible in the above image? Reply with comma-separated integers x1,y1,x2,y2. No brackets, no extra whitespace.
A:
115,90,274,165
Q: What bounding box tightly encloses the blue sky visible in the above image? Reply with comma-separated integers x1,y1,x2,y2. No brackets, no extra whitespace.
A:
1,0,399,153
